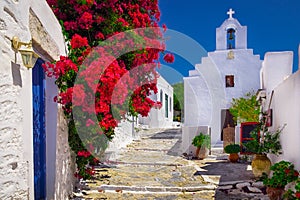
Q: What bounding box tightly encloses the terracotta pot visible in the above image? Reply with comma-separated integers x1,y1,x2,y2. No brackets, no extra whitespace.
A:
195,146,209,159
251,154,271,178
228,153,239,163
195,147,200,157
266,187,285,200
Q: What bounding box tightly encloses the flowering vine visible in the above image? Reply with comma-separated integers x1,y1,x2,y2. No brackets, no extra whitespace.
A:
45,0,171,178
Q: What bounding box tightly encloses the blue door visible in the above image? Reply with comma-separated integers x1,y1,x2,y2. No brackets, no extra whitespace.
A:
32,58,46,199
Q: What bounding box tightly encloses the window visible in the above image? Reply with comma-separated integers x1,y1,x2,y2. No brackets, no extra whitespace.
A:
165,94,168,118
227,28,236,49
169,97,172,111
160,90,163,105
225,75,234,87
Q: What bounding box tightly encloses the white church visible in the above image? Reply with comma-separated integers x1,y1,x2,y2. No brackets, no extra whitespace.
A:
183,9,262,150
183,8,300,170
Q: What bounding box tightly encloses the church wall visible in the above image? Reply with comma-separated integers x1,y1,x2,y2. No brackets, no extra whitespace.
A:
208,50,261,107
267,70,300,170
183,76,211,126
184,49,261,147
0,1,72,199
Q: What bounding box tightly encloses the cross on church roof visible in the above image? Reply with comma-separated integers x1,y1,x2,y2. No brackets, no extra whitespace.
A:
227,8,235,19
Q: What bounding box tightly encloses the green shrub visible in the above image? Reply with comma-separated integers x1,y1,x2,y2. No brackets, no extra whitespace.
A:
192,133,210,148
224,144,241,154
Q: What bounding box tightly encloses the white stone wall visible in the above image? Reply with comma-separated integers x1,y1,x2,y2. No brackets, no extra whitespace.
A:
182,125,210,155
0,0,70,199
267,70,300,170
261,51,299,170
104,120,135,161
0,72,29,199
261,51,293,96
54,107,76,200
139,75,174,128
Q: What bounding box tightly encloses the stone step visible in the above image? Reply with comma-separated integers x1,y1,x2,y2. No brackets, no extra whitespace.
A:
72,190,216,199
90,184,217,193
99,161,183,167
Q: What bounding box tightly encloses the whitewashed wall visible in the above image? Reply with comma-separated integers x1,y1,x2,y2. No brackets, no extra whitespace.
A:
0,0,71,199
261,51,299,169
104,120,135,161
139,75,174,128
54,107,76,200
268,70,300,170
261,51,293,96
182,126,210,155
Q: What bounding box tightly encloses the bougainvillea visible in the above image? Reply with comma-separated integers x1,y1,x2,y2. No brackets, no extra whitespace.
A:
45,0,171,178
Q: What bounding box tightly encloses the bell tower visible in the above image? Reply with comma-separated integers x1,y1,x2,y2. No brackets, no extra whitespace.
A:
216,9,247,50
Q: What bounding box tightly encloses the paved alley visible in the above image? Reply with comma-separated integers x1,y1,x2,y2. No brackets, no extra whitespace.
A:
73,128,269,200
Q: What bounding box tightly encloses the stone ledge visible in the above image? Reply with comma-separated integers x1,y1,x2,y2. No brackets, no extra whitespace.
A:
94,184,217,193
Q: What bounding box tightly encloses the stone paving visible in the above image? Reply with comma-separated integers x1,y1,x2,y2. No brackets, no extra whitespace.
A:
72,128,270,200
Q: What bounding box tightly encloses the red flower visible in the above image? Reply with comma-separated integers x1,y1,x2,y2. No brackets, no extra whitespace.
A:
117,18,129,27
79,12,93,29
162,24,167,32
77,150,91,158
64,21,77,31
95,32,105,40
296,192,300,198
294,170,299,177
163,53,175,63
285,169,291,174
70,34,88,49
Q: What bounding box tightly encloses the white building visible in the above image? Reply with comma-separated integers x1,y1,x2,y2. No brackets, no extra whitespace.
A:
0,1,74,199
260,50,300,170
138,75,174,128
183,9,262,153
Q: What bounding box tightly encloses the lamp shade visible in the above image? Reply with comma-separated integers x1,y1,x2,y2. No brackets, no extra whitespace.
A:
11,36,39,69
19,48,39,69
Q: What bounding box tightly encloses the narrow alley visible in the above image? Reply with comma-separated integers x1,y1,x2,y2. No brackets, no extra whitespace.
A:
73,128,269,200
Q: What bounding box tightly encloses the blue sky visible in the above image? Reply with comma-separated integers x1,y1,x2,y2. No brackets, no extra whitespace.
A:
157,0,300,84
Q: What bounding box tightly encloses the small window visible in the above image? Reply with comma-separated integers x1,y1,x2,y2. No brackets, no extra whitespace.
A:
170,97,172,111
225,75,234,87
160,90,163,105
165,94,168,118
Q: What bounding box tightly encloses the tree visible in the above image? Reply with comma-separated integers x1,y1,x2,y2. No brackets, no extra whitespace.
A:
172,82,184,121
229,92,260,124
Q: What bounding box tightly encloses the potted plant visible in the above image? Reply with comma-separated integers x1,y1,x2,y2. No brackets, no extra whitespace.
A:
244,124,285,178
192,133,210,159
262,161,299,200
284,178,300,200
224,144,240,163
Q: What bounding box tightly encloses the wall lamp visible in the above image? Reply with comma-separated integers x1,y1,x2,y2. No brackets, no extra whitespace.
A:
12,36,39,69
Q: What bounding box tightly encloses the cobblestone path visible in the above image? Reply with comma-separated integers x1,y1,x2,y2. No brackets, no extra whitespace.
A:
73,128,270,200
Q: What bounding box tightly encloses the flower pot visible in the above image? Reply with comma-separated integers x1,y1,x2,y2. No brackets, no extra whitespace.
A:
266,187,284,200
251,154,271,178
228,153,239,163
195,146,209,160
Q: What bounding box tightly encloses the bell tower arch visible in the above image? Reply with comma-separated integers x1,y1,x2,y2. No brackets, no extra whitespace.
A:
216,9,247,50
